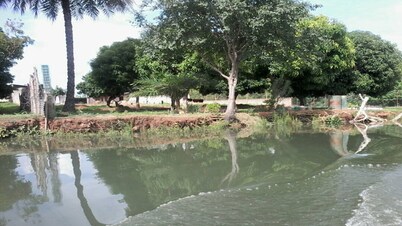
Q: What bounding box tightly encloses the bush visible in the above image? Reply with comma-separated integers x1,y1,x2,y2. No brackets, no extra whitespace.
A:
325,116,342,127
187,104,200,113
205,103,221,113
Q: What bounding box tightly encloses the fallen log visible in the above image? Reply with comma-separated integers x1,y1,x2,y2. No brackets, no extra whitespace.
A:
349,94,385,125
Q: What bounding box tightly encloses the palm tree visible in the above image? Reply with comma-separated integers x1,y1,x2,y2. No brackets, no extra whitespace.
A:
0,0,132,112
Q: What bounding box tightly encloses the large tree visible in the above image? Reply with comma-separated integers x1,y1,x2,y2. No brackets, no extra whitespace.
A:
138,0,312,121
0,20,31,98
135,50,201,111
0,0,132,112
198,61,271,99
77,38,140,107
349,31,402,97
271,16,355,104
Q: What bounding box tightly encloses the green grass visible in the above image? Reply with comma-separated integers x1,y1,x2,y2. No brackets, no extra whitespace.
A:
0,102,21,114
55,104,172,117
384,106,402,112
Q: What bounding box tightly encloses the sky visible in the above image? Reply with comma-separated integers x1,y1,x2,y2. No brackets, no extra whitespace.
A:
0,7,142,88
1,0,402,89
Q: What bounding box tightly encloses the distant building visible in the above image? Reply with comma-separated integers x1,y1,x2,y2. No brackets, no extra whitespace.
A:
9,84,28,105
41,65,52,93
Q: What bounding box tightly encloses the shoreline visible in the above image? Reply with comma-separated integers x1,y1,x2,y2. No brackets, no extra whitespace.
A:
0,109,399,137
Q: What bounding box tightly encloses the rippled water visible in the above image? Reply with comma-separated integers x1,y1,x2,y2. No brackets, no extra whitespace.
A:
0,125,401,226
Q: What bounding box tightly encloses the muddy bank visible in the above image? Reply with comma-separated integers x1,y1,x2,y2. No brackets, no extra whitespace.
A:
0,114,223,133
0,109,397,137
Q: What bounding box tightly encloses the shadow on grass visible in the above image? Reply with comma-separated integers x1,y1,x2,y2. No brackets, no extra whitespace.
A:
0,102,21,114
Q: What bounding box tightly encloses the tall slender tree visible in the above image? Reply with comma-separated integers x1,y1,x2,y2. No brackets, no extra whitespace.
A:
0,0,132,112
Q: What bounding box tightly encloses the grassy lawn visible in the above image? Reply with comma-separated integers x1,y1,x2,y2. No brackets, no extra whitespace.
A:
384,106,402,112
0,102,21,114
56,104,173,117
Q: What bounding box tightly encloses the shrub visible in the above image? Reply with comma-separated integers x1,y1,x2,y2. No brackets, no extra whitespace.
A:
187,104,200,113
325,116,342,127
205,103,221,113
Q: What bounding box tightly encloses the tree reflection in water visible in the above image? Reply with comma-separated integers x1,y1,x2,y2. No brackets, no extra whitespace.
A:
71,151,106,226
330,124,377,156
221,130,239,185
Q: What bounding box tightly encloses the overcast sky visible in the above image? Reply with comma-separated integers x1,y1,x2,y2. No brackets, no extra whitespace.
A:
1,0,402,89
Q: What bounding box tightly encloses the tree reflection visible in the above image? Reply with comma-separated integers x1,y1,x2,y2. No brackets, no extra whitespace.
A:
221,130,239,185
329,131,350,156
329,124,376,156
30,153,49,196
71,151,106,226
0,156,32,212
48,153,62,203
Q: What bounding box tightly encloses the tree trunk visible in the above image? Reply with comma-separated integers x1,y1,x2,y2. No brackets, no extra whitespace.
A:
298,97,306,106
224,67,238,122
61,0,76,113
183,94,189,113
106,96,114,108
115,96,122,107
170,98,175,112
175,98,180,110
135,96,140,108
71,151,106,226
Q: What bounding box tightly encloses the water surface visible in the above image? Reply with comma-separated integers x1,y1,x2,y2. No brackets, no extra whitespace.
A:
0,125,401,226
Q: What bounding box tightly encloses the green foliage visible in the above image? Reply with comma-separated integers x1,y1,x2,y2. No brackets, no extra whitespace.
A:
139,0,312,119
0,102,20,114
272,16,355,102
324,116,342,127
205,103,221,113
349,31,402,97
0,20,32,98
50,86,66,96
272,113,302,128
0,125,41,139
187,104,200,114
135,49,202,110
77,38,141,106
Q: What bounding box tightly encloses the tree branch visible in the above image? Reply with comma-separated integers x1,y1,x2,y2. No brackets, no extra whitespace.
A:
201,56,230,80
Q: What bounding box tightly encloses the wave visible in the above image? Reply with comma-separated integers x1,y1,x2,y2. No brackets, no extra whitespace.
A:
346,166,402,226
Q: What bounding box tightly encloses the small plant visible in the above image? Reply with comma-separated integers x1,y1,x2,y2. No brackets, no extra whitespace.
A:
187,104,200,113
272,113,302,129
325,116,342,127
205,103,221,113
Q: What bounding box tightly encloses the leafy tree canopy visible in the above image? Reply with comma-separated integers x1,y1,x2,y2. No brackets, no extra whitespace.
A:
50,86,66,96
271,16,355,103
349,31,402,97
77,38,141,107
137,0,313,120
135,49,201,111
0,20,32,98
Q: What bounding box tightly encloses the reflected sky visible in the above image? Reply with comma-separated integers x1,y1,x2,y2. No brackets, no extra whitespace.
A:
0,125,401,226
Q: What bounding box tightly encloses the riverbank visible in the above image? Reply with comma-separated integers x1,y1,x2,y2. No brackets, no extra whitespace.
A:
0,107,400,138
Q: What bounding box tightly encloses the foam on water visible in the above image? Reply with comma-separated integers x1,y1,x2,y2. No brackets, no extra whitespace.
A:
346,167,402,226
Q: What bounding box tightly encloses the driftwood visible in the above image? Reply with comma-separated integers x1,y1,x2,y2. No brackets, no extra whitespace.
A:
354,123,375,154
392,113,402,127
350,94,385,125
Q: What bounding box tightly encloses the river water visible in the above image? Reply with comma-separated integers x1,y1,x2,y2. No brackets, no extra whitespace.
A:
0,125,401,226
